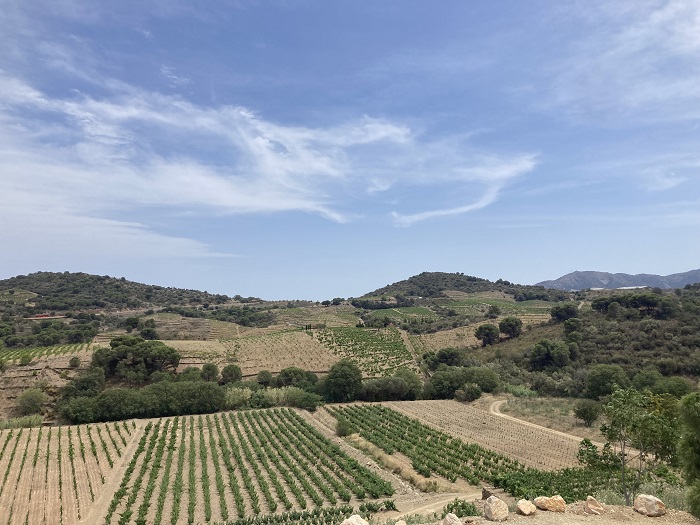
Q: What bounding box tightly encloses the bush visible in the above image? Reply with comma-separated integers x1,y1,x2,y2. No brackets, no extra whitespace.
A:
336,417,353,437
69,356,80,368
442,499,480,518
201,363,219,382
454,383,481,402
16,388,47,415
221,364,242,384
574,399,602,427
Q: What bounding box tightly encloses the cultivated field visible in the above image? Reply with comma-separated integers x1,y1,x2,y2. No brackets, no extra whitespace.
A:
314,328,417,377
221,331,340,377
0,420,140,525
382,400,583,470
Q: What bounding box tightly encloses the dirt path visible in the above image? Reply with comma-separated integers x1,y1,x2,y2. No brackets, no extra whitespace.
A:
489,400,606,448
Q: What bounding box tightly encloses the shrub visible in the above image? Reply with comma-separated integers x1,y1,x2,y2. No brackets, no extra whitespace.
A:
221,364,242,384
201,363,219,382
442,499,480,518
455,383,481,402
69,356,80,368
336,417,353,437
574,399,602,427
16,388,48,415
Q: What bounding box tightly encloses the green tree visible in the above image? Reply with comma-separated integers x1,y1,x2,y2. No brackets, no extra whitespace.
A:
529,339,571,371
322,359,362,402
256,369,273,387
601,387,679,505
550,303,578,322
201,363,219,382
486,305,501,319
679,392,700,517
586,364,630,399
498,317,522,339
474,324,500,346
574,399,601,427
17,388,47,415
221,364,243,384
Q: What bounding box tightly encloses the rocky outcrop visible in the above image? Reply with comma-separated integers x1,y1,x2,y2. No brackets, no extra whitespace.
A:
516,499,537,516
441,513,462,525
634,495,666,517
585,496,605,515
533,495,566,512
340,516,369,525
484,496,509,521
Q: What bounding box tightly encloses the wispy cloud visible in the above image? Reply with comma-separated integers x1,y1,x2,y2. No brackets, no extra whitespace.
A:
0,68,535,261
160,65,190,88
545,0,700,123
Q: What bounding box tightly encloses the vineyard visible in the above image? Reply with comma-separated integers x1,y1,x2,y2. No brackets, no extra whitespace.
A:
0,343,94,364
0,419,139,525
106,408,392,525
313,328,416,376
384,400,583,470
329,404,605,502
221,332,339,376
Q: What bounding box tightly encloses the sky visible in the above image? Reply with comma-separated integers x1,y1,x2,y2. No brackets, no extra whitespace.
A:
1,1,699,300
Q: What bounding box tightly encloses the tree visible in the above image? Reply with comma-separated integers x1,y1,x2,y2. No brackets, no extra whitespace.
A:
486,305,501,319
601,387,679,505
586,364,630,399
474,324,500,346
679,392,700,517
499,317,522,339
201,363,219,382
574,399,601,427
529,339,570,371
322,359,362,402
69,356,81,368
455,383,481,402
17,388,47,415
256,369,273,387
550,303,578,322
221,364,243,384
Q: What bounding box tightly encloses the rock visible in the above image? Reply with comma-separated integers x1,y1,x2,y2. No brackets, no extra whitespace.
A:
634,495,666,517
395,521,407,525
516,499,537,516
483,487,495,500
340,516,369,525
441,512,462,525
585,496,605,515
533,495,566,512
485,496,509,521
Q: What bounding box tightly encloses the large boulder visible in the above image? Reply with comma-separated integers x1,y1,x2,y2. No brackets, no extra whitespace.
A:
340,516,369,525
533,495,566,512
441,513,462,525
584,496,605,515
484,496,509,522
516,499,537,516
634,495,666,517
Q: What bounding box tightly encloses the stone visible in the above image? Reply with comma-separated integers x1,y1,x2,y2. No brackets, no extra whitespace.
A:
340,516,369,525
516,499,537,516
634,495,666,517
441,512,462,525
533,495,566,512
484,496,509,521
395,521,407,525
585,496,605,515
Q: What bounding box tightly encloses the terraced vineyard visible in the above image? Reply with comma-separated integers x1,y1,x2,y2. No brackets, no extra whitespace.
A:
221,332,339,376
0,343,94,363
313,327,416,376
383,400,582,470
329,404,603,502
0,420,139,525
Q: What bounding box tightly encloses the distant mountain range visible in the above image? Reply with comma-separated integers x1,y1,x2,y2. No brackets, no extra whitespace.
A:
536,269,700,291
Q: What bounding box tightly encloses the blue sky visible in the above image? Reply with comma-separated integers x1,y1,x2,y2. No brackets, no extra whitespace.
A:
1,1,699,300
